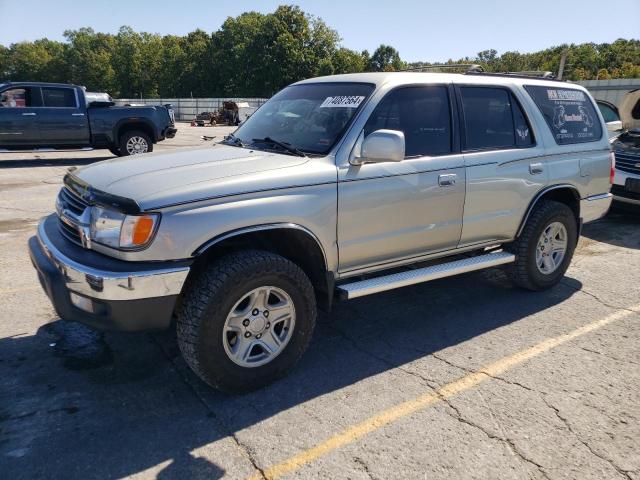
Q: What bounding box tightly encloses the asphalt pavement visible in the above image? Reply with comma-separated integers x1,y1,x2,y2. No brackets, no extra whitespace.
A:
1,125,638,479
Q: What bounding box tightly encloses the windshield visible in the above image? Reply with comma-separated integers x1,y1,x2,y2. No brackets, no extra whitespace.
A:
232,82,374,155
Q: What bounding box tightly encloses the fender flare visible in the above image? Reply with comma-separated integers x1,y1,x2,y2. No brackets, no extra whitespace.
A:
113,118,158,144
516,184,581,238
192,222,329,271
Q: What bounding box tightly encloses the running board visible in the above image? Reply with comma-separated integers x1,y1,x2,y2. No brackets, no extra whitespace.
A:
337,251,515,299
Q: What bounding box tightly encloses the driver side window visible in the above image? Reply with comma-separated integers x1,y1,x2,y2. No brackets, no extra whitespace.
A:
364,86,452,157
0,88,31,108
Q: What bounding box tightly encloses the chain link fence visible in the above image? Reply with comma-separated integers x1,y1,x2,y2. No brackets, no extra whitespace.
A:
113,97,269,122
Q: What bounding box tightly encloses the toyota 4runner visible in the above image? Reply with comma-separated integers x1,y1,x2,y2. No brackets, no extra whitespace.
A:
29,72,613,392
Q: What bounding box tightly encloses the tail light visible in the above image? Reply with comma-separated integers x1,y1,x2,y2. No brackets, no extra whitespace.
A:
609,151,616,184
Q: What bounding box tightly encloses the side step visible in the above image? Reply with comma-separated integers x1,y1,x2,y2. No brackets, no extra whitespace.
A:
337,251,515,299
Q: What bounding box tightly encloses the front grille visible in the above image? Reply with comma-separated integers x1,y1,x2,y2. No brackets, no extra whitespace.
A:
614,151,640,175
59,187,89,216
58,217,83,246
56,187,90,247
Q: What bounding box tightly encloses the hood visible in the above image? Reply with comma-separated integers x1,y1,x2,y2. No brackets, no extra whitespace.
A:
619,89,640,131
74,145,308,209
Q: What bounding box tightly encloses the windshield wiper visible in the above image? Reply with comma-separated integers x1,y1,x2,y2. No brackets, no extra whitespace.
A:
221,133,245,147
251,137,306,157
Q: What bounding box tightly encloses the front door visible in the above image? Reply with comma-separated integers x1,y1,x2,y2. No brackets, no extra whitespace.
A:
337,85,466,273
0,86,41,147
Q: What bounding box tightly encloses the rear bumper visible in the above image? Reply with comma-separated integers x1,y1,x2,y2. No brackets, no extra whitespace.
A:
29,215,190,332
162,126,177,139
580,192,613,223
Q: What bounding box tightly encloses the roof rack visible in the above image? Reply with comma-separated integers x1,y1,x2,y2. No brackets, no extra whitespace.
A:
402,64,484,74
465,70,561,81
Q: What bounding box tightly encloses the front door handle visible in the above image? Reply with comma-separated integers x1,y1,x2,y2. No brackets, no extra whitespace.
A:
438,173,458,187
529,162,544,175
71,113,85,116
22,112,36,116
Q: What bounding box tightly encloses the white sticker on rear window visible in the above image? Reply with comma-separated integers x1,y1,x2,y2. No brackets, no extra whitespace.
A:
320,96,365,108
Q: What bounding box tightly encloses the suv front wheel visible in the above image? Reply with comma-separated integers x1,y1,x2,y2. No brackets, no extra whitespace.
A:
507,200,578,291
176,250,317,393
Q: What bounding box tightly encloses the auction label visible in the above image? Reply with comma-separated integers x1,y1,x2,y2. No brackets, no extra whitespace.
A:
320,96,365,108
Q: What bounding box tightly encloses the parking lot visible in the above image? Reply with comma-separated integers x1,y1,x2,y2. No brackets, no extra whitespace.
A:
1,125,639,479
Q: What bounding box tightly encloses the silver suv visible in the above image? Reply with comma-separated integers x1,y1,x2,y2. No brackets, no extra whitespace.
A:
29,72,613,392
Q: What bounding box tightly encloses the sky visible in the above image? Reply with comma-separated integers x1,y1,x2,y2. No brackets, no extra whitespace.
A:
0,0,638,62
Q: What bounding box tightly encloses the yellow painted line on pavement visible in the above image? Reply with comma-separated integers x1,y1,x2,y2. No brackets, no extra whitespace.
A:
249,303,640,480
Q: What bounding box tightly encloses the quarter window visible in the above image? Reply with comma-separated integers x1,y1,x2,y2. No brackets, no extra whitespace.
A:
460,87,533,150
525,85,602,145
42,87,77,108
364,86,452,157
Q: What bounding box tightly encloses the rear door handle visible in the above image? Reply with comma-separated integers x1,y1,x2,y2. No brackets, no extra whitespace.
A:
71,113,85,116
529,162,544,175
438,173,458,187
22,112,36,116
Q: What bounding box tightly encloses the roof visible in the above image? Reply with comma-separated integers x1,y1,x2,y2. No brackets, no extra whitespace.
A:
0,81,82,88
293,71,585,91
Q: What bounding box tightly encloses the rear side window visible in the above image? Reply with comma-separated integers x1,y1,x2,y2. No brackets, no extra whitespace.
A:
525,85,602,145
459,87,533,150
364,85,452,157
42,87,77,108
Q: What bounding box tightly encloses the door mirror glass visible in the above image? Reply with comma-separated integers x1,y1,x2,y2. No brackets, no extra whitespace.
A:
352,129,405,165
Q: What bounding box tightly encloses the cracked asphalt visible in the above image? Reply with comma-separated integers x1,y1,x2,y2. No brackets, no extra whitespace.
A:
1,126,639,479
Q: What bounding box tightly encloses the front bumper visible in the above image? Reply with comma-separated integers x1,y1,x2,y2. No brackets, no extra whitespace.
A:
580,193,613,223
612,169,640,206
29,215,191,332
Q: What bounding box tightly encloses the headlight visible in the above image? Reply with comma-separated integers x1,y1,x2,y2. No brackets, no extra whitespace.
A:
90,206,159,249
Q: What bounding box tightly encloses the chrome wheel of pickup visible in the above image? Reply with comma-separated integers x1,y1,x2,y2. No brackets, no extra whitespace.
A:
222,286,296,368
125,135,149,155
535,221,568,274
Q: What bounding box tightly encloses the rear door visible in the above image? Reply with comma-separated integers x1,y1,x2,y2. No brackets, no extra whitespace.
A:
38,86,90,146
456,85,547,246
0,86,41,146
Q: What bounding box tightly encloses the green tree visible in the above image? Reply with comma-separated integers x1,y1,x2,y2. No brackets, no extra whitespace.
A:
368,45,403,71
64,28,116,92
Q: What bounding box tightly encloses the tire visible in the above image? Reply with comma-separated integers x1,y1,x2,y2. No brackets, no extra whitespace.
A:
118,130,153,156
506,200,578,291
108,147,121,157
176,250,317,393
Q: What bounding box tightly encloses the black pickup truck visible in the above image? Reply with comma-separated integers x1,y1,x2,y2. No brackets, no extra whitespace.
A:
0,82,176,156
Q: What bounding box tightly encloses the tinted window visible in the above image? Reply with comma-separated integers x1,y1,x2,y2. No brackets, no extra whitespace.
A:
42,87,77,108
597,102,619,123
364,86,451,157
525,85,602,145
460,87,518,150
512,98,534,147
0,88,30,108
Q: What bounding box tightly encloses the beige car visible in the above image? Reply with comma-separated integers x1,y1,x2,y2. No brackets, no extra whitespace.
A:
29,71,613,392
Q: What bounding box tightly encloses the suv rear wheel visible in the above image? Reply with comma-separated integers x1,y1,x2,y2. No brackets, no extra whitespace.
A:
507,200,577,291
119,130,153,156
176,250,317,393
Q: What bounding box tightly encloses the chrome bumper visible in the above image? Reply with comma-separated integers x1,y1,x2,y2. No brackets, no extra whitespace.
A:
580,193,613,223
36,217,189,302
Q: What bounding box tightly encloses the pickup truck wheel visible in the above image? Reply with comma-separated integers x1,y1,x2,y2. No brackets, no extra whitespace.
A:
108,147,121,156
507,200,577,291
119,130,153,156
176,250,317,393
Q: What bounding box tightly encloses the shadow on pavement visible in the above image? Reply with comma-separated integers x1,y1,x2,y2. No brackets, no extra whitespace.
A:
0,268,582,479
581,211,640,250
0,156,113,169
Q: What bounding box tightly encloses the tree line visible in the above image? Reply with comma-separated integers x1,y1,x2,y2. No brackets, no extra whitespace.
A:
0,5,638,98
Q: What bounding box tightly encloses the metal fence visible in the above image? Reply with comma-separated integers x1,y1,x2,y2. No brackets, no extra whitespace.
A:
113,97,269,122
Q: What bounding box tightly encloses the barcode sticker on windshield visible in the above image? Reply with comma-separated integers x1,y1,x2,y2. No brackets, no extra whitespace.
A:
320,96,365,108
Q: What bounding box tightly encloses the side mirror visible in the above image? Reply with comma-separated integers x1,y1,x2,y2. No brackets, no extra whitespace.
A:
351,129,405,165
